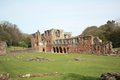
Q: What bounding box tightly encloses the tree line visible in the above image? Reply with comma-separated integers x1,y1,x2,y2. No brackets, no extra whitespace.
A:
82,20,120,48
0,21,31,47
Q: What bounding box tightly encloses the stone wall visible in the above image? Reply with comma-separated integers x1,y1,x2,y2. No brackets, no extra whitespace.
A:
92,41,113,54
0,41,7,55
31,29,113,54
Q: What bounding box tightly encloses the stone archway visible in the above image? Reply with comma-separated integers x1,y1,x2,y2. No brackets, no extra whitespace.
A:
56,47,59,53
67,47,69,53
53,47,56,53
63,47,66,53
43,48,45,52
59,47,63,53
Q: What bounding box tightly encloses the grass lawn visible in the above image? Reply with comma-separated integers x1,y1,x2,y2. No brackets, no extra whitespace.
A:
0,52,120,80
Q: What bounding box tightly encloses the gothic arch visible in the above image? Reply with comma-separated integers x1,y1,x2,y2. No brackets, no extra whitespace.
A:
56,47,59,53
59,47,63,53
53,47,56,53
43,48,45,52
63,47,66,53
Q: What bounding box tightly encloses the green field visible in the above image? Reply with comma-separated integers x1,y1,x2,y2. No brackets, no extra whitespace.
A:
0,52,120,80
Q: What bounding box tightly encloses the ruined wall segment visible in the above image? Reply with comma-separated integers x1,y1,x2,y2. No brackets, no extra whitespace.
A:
31,31,46,52
0,41,7,55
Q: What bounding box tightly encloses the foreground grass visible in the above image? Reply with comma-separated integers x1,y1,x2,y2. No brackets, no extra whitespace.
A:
0,52,120,80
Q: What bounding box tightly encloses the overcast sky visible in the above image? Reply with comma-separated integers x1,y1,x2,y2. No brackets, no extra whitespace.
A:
0,0,120,36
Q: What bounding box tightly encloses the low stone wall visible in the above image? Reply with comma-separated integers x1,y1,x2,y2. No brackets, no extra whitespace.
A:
0,41,7,55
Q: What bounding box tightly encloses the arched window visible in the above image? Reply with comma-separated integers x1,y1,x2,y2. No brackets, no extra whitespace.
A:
56,30,60,37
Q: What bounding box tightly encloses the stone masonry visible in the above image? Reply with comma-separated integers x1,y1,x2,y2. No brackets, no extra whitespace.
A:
31,28,113,54
0,41,7,55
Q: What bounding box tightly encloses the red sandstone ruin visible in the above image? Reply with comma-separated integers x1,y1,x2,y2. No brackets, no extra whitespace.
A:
31,29,113,54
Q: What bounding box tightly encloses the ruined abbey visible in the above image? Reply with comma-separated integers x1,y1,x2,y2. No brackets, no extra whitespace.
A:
31,28,113,54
